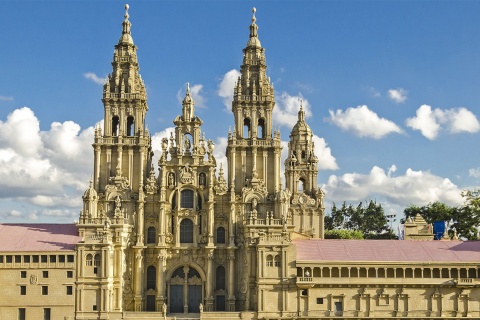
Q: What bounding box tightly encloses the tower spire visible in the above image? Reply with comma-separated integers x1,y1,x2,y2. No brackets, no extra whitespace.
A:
119,4,133,45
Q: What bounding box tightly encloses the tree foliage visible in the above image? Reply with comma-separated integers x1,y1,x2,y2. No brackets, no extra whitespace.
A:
402,192,480,241
325,200,396,239
324,229,364,239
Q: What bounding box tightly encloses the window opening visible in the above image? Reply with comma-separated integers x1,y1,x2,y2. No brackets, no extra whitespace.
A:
257,118,265,138
112,116,120,136
147,266,156,290
181,189,194,208
180,219,194,243
216,227,226,244
127,116,134,136
147,227,156,244
243,118,251,138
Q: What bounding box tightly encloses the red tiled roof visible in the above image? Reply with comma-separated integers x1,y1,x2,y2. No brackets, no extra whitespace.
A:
0,224,81,252
294,239,480,263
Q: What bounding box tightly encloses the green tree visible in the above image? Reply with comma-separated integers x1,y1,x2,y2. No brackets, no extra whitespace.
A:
325,200,396,239
324,229,364,239
402,196,480,241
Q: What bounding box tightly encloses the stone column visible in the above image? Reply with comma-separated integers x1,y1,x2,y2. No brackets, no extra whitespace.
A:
133,248,144,311
156,251,166,309
205,250,215,311
227,250,236,311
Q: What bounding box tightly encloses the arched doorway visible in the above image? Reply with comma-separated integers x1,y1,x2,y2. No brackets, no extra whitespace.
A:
168,266,203,313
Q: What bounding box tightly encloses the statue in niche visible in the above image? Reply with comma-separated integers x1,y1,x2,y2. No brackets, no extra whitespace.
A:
251,198,258,219
199,172,206,187
184,136,191,152
168,172,175,188
115,195,122,209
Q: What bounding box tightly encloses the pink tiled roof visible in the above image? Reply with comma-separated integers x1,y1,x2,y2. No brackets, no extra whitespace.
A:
294,239,480,263
0,224,81,252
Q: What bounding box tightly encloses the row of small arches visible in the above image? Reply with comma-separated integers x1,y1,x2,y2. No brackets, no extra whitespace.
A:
111,116,135,136
243,118,265,139
298,266,480,279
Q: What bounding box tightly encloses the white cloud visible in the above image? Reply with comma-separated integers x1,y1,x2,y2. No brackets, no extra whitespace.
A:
273,92,312,128
388,88,408,103
328,105,403,139
312,135,338,170
324,166,464,209
406,105,480,140
84,72,105,85
0,96,14,101
0,107,94,221
446,107,480,134
217,69,241,110
177,84,206,109
9,210,22,217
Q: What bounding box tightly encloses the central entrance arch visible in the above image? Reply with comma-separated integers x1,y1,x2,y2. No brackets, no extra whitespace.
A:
168,266,204,313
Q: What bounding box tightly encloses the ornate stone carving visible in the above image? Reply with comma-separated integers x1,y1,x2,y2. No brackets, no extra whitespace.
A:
180,163,194,184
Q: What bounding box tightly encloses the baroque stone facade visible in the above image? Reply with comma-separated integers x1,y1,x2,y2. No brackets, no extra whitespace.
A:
1,4,479,320
76,5,325,319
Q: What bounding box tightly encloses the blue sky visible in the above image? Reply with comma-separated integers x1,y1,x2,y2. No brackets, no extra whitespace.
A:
1,0,480,227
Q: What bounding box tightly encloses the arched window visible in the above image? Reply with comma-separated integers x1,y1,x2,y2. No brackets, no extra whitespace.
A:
257,118,265,139
180,219,194,243
94,254,101,267
243,118,251,138
216,227,226,244
112,116,119,136
216,266,226,290
266,255,273,267
127,116,134,136
274,255,281,267
301,150,306,159
147,266,156,290
298,178,306,192
147,227,156,244
85,254,93,266
181,190,194,208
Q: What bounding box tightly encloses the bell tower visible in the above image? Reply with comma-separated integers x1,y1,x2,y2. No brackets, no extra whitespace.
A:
227,8,282,194
77,4,153,317
285,101,325,238
95,3,150,195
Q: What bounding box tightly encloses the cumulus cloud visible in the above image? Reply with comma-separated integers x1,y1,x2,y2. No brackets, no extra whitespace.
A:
0,95,14,101
387,88,407,103
406,105,480,140
328,105,403,139
217,69,241,110
273,92,312,128
312,135,338,170
0,107,94,221
324,166,464,209
176,84,206,109
84,72,105,85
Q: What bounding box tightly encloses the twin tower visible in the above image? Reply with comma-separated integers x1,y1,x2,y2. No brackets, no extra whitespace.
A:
77,5,325,318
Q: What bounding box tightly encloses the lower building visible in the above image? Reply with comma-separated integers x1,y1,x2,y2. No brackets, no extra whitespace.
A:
0,224,79,320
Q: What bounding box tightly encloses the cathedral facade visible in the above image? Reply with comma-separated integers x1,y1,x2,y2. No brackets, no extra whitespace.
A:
0,5,479,320
76,5,324,319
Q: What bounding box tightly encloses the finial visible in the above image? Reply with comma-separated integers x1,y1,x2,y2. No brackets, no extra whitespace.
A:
187,82,190,94
124,4,130,20
252,7,257,22
300,99,303,111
